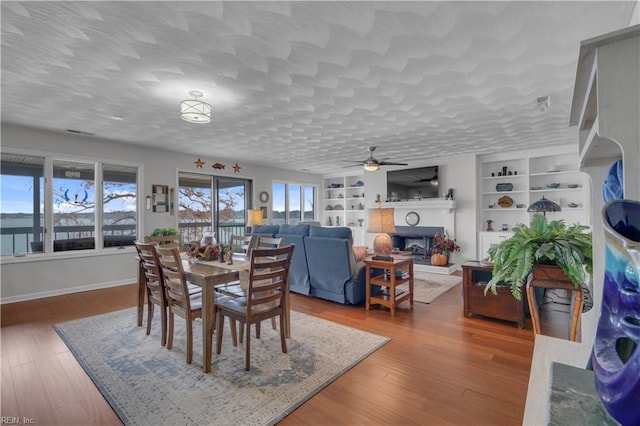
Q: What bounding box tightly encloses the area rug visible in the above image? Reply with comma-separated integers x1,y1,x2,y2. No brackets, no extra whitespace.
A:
403,272,462,304
55,308,389,425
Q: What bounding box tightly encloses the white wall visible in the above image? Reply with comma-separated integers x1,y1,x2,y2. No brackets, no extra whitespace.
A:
0,123,322,302
362,154,478,265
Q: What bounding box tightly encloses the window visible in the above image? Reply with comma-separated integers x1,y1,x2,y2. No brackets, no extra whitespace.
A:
178,172,251,246
272,182,316,225
0,152,139,255
53,160,96,251
0,154,45,255
102,164,137,248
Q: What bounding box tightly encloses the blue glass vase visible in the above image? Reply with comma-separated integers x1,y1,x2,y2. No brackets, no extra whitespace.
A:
594,199,640,425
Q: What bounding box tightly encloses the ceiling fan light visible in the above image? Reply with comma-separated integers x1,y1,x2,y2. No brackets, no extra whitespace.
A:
364,163,379,171
180,91,211,124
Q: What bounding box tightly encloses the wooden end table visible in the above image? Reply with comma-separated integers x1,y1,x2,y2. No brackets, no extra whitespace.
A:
364,256,414,316
462,261,524,328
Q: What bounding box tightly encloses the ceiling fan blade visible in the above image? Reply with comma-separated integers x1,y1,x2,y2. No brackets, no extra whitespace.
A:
342,163,365,168
341,160,365,163
379,161,408,166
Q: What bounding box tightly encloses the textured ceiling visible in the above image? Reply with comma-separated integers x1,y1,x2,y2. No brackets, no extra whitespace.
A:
1,1,636,174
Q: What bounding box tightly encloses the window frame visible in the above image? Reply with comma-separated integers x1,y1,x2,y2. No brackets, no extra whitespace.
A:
1,149,142,259
272,181,317,225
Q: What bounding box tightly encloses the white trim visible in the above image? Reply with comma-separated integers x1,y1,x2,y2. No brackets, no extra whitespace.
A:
0,278,134,304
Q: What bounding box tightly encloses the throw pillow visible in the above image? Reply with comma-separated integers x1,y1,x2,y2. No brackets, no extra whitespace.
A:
353,245,368,262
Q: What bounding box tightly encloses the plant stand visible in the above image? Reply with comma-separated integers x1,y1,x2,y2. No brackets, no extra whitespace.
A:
526,265,584,342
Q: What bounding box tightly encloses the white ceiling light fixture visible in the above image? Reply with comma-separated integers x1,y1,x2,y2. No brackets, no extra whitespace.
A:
363,160,380,172
180,90,211,124
537,95,551,113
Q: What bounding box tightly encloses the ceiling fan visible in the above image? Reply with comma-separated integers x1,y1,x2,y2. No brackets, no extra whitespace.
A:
343,146,408,171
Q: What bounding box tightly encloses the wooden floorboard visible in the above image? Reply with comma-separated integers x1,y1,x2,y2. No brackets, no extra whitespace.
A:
0,277,570,425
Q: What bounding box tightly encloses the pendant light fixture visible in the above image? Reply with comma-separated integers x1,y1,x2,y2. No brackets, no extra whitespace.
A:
180,90,211,124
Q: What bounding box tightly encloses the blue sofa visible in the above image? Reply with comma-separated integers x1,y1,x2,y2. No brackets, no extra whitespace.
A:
251,224,367,304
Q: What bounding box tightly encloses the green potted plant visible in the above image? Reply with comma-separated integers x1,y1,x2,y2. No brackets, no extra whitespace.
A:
486,214,593,300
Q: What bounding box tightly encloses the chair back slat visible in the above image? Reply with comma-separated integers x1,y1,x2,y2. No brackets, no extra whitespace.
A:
135,242,165,300
155,246,191,312
231,235,255,254
246,245,294,320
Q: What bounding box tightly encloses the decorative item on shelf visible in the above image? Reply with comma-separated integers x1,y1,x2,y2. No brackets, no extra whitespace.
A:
516,203,526,209
219,244,226,262
334,204,344,210
336,216,340,226
488,203,495,209
232,163,241,173
568,184,580,188
527,196,561,216
327,217,332,226
486,220,493,231
508,171,513,176
357,218,364,227
212,162,225,170
338,193,344,198
367,199,396,259
531,186,543,190
430,233,460,266
194,158,205,168
568,202,580,208
325,205,334,210
358,202,365,210
501,224,509,231
546,183,561,188
355,180,364,186
496,183,513,192
594,199,640,426
497,195,513,208
502,166,508,176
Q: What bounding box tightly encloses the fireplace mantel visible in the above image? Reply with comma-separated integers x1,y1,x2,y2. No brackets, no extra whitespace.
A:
380,199,456,213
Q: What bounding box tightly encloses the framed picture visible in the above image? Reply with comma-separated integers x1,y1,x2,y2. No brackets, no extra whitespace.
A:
152,184,169,213
260,206,267,219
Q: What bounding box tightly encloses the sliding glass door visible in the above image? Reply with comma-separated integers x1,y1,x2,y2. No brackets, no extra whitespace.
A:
178,172,251,246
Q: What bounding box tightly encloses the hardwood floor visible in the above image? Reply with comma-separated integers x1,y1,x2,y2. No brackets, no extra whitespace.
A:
1,279,569,425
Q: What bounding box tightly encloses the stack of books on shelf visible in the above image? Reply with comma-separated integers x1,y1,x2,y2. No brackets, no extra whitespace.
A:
384,270,408,280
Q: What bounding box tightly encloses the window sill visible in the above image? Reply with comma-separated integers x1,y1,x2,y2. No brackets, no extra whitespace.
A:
0,246,136,265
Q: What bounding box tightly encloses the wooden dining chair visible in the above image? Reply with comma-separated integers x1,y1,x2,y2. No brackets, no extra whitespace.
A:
216,235,285,340
215,244,294,371
155,246,206,364
135,242,169,346
230,235,254,255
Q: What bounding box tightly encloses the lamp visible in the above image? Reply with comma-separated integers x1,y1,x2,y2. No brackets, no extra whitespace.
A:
527,196,561,217
247,208,263,233
367,203,396,259
180,90,211,124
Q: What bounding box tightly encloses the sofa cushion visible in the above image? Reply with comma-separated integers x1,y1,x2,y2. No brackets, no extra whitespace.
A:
308,226,353,241
250,225,279,236
278,224,311,236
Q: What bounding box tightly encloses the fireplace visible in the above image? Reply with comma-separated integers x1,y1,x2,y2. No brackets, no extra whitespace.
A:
391,226,444,265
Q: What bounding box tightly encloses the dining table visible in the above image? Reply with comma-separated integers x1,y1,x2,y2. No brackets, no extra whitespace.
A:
136,253,291,373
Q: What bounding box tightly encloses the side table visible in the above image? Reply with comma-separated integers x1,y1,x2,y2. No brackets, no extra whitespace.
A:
462,261,524,328
364,256,414,316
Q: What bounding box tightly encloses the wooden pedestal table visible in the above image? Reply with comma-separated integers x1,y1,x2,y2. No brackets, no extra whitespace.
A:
526,265,583,342
364,256,414,316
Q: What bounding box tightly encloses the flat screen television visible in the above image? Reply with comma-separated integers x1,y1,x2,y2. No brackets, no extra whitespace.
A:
386,166,439,201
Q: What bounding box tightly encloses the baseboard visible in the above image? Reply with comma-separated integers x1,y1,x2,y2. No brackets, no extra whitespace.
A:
0,279,135,304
